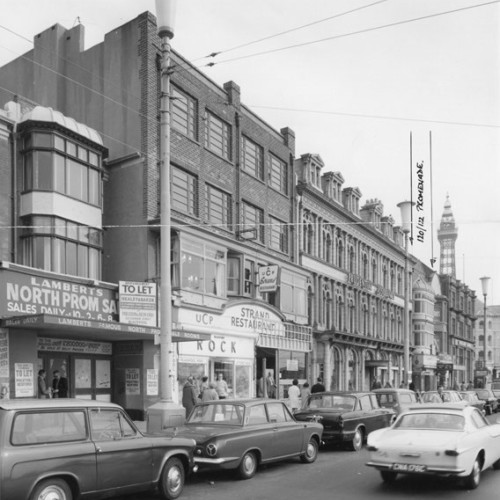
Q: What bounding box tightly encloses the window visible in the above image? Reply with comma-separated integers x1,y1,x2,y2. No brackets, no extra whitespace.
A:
246,404,268,425
280,270,307,318
242,136,264,179
206,184,232,230
172,166,198,216
242,202,264,243
171,85,198,139
227,256,240,295
205,111,231,160
90,409,136,441
269,154,288,194
269,216,288,253
22,215,102,279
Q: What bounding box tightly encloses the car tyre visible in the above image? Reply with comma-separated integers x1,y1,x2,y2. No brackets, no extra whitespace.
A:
238,451,258,479
463,457,481,490
348,427,364,452
31,478,72,500
300,437,319,463
159,457,185,500
380,471,398,483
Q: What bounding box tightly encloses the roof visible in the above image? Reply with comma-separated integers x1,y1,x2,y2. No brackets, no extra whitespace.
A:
407,403,469,412
0,398,121,411
372,388,416,394
309,391,374,396
20,106,103,146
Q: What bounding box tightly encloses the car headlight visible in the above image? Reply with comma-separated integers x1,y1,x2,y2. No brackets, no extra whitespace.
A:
206,443,218,457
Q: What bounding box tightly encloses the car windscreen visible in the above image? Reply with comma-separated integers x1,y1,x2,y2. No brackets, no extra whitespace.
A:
394,412,464,431
421,392,442,403
188,403,244,425
307,395,355,411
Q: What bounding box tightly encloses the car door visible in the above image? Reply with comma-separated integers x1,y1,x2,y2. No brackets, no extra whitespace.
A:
90,408,153,493
266,402,303,458
359,395,385,433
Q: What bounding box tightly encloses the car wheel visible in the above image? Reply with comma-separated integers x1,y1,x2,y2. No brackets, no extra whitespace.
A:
300,437,319,463
31,479,72,500
159,457,185,500
463,457,481,490
348,428,364,452
380,471,398,483
238,451,258,479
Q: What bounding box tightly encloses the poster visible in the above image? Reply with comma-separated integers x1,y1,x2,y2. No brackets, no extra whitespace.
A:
147,369,158,396
126,368,141,395
15,362,34,397
0,330,9,378
96,359,111,389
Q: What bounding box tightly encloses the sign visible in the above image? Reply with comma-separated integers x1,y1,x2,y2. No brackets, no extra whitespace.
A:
147,369,159,396
286,359,299,371
0,271,118,321
15,363,34,397
125,368,141,395
258,265,280,293
119,281,157,327
0,330,9,378
178,335,255,359
38,337,112,355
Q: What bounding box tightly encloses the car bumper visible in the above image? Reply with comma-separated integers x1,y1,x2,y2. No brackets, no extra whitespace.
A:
366,461,467,476
194,456,240,469
322,429,353,443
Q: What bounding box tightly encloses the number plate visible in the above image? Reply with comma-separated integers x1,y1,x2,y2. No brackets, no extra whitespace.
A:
392,463,427,473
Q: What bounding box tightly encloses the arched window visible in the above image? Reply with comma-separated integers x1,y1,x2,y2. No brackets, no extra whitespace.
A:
383,265,388,288
322,285,332,328
323,231,332,263
372,258,377,283
362,300,369,334
349,246,355,273
362,254,368,279
336,294,344,331
337,240,344,268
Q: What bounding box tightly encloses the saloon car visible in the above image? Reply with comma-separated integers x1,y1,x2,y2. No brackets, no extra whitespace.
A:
0,399,196,500
421,390,467,405
293,391,394,451
366,404,500,489
459,391,486,413
372,388,421,416
169,399,323,479
474,388,498,415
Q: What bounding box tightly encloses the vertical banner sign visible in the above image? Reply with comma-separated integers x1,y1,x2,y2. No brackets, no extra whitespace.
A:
15,363,34,397
147,369,159,396
119,281,157,327
125,368,141,395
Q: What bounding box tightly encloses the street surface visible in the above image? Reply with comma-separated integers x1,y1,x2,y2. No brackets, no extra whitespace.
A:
123,414,500,500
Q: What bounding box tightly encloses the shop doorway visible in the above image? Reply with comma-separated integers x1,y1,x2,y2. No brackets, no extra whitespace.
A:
256,347,277,398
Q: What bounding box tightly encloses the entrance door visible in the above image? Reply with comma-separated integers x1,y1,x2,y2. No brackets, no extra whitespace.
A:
39,355,70,398
74,357,111,401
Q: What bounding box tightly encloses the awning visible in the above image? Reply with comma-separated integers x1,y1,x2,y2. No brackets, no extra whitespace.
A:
1,314,211,342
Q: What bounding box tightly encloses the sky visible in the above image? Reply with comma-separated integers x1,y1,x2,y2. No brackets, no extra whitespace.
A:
0,0,499,303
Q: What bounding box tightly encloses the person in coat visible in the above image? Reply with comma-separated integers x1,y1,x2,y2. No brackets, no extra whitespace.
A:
201,381,219,402
182,376,198,417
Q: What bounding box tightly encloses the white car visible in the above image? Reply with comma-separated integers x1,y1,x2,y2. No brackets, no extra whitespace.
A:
365,404,500,489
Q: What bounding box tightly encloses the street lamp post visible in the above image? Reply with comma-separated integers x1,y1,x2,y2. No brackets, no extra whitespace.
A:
147,0,185,432
480,276,490,388
398,201,414,389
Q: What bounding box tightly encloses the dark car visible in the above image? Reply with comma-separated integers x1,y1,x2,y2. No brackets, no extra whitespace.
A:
491,382,500,405
294,391,394,451
0,399,196,500
459,391,486,413
372,388,421,416
474,388,499,415
169,399,323,479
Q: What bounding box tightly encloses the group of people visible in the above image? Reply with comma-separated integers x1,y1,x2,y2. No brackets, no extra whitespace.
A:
182,373,230,416
287,377,325,412
257,372,277,398
37,369,68,398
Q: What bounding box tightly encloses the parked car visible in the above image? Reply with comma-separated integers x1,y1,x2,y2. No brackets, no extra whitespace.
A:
372,388,421,416
294,391,394,451
491,381,500,405
474,388,499,415
366,404,500,489
169,399,323,479
421,390,467,405
459,391,486,413
0,399,196,500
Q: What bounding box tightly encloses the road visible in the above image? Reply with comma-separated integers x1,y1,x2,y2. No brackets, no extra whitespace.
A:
121,414,500,500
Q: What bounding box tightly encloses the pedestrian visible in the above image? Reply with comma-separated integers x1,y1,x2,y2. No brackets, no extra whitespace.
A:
301,382,311,407
215,373,229,399
266,372,276,398
460,381,466,391
288,379,301,412
371,376,382,390
311,377,325,393
182,376,198,417
52,369,68,398
199,376,209,400
466,380,474,390
201,381,219,402
37,369,51,399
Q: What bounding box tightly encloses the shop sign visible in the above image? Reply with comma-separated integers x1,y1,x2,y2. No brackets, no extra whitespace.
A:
147,369,158,396
15,362,34,397
38,337,112,355
177,304,285,337
119,281,157,327
0,271,118,321
178,335,255,359
125,368,140,395
258,265,280,293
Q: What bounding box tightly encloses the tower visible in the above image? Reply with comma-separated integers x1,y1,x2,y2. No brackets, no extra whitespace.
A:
437,195,458,277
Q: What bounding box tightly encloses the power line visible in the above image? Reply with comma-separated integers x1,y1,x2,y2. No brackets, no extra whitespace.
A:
206,0,500,66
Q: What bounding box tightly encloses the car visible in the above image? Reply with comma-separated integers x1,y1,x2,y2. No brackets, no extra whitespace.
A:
293,391,394,451
474,388,499,415
491,381,500,405
459,391,486,413
0,398,196,500
366,404,500,489
421,390,467,405
372,388,421,416
169,398,323,479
